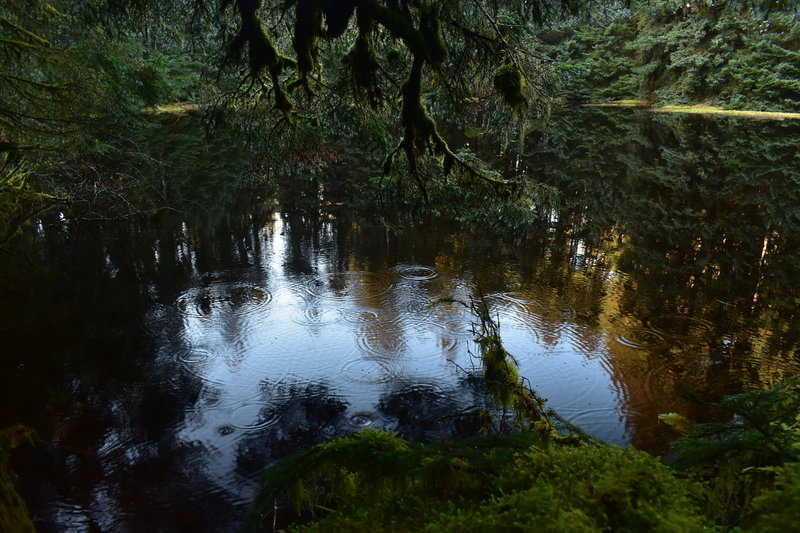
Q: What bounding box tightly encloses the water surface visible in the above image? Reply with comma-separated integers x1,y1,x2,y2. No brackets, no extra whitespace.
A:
1,106,799,531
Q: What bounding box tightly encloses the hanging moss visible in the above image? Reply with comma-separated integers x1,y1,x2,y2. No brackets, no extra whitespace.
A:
419,3,447,68
384,54,458,197
343,9,383,109
321,0,355,38
493,61,527,108
1,162,58,246
360,0,427,59
225,0,294,111
290,0,324,75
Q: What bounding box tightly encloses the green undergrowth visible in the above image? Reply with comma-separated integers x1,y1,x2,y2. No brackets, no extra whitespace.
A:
668,375,800,529
1,425,36,533
252,298,800,532
264,433,708,533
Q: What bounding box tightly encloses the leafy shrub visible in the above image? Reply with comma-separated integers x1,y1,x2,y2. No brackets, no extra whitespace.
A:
671,375,799,471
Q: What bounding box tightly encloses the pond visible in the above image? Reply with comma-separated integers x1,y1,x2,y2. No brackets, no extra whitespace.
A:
1,106,799,531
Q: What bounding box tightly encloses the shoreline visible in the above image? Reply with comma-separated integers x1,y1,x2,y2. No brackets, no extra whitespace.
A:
586,101,800,121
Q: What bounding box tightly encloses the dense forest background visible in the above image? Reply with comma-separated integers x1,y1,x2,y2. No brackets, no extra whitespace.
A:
547,1,800,109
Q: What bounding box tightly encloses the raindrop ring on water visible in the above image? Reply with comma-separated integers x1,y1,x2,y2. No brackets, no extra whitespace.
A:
348,413,374,427
390,264,439,281
175,283,273,318
646,314,714,341
342,309,380,324
339,358,399,385
614,327,665,349
290,306,344,326
305,271,393,301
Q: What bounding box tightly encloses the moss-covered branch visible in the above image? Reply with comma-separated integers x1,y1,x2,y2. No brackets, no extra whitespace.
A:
225,0,294,111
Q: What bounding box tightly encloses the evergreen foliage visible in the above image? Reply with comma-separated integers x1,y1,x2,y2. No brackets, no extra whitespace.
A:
544,1,800,111
747,462,800,532
0,162,58,246
1,0,203,163
0,0,75,157
669,375,800,527
0,0,213,240
5,0,799,237
204,0,572,195
370,147,559,230
672,375,800,470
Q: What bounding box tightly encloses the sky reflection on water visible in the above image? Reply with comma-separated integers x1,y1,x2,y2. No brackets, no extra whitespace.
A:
162,209,632,485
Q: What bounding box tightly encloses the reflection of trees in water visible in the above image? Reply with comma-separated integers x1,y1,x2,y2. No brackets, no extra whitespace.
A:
235,378,490,475
377,378,489,443
6,355,214,530
270,134,799,451
235,383,349,478
0,205,279,530
544,109,797,304
527,107,800,353
4,108,800,526
522,107,800,448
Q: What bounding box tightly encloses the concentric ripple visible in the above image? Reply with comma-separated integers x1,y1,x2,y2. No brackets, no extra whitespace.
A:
175,282,273,318
342,309,380,324
290,306,344,326
339,358,399,385
646,314,714,341
483,293,542,345
355,328,407,358
228,402,281,432
390,264,439,281
176,345,220,365
441,318,473,338
348,412,375,427
305,271,393,301
613,327,666,349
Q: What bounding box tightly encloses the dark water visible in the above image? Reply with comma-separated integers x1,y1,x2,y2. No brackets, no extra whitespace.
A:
2,107,799,531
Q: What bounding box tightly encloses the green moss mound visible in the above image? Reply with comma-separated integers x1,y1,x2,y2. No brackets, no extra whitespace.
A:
287,439,708,532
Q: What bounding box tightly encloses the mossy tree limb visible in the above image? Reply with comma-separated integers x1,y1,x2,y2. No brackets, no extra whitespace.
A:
224,0,294,111
218,0,554,193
